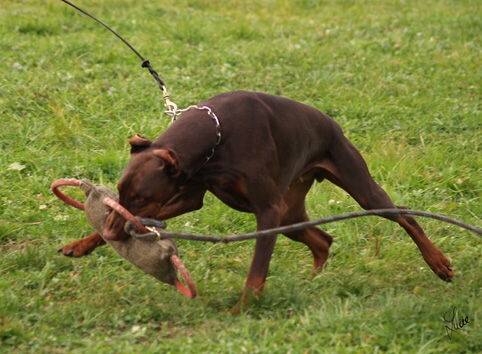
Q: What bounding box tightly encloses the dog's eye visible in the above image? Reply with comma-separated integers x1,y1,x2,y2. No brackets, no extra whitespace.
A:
134,196,146,205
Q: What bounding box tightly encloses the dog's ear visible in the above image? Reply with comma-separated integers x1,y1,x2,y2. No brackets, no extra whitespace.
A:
153,149,181,176
129,134,152,154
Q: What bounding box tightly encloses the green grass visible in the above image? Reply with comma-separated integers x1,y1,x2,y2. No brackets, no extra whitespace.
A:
1,0,481,352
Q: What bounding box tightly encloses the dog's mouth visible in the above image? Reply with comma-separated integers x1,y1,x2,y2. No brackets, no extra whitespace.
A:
103,204,159,241
103,209,129,241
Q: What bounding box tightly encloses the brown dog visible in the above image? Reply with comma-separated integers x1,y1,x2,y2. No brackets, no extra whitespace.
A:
60,91,453,311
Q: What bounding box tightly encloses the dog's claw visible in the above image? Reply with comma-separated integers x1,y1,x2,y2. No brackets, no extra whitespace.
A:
57,246,75,257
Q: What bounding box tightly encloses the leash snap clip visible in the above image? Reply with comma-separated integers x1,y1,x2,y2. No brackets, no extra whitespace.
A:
161,85,178,114
145,226,162,241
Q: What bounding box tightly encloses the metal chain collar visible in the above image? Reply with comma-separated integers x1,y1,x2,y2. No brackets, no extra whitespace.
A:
165,105,222,164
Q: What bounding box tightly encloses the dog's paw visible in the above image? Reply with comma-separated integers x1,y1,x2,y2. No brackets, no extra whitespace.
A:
228,304,242,315
57,237,104,258
57,242,93,257
425,251,454,282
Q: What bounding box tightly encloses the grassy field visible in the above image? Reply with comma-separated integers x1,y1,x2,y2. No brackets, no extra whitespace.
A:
1,0,481,352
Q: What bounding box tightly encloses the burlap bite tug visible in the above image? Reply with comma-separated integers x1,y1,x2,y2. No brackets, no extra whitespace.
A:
78,179,178,286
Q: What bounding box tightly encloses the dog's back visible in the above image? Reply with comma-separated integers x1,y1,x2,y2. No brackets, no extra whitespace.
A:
161,91,341,191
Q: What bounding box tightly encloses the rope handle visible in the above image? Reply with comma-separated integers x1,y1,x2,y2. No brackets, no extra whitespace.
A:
50,178,197,299
51,178,84,210
171,254,198,299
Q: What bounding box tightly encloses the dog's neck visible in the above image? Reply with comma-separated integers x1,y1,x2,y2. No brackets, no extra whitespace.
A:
154,110,222,178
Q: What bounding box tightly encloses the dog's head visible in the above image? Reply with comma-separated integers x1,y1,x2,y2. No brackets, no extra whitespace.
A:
103,134,182,240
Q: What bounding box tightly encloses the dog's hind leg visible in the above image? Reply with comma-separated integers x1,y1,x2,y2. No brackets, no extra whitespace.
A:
282,177,333,275
319,134,453,281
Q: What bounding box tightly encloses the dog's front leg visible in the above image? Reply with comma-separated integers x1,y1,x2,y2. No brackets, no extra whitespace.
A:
58,232,106,257
230,205,284,314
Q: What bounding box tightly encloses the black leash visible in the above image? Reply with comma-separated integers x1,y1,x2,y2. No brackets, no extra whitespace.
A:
126,209,482,243
60,0,177,111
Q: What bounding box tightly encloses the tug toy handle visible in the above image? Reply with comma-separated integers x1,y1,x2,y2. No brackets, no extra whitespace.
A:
172,254,198,299
51,179,84,210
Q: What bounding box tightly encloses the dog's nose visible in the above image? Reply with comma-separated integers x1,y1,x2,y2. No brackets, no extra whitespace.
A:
102,227,118,240
103,225,129,241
